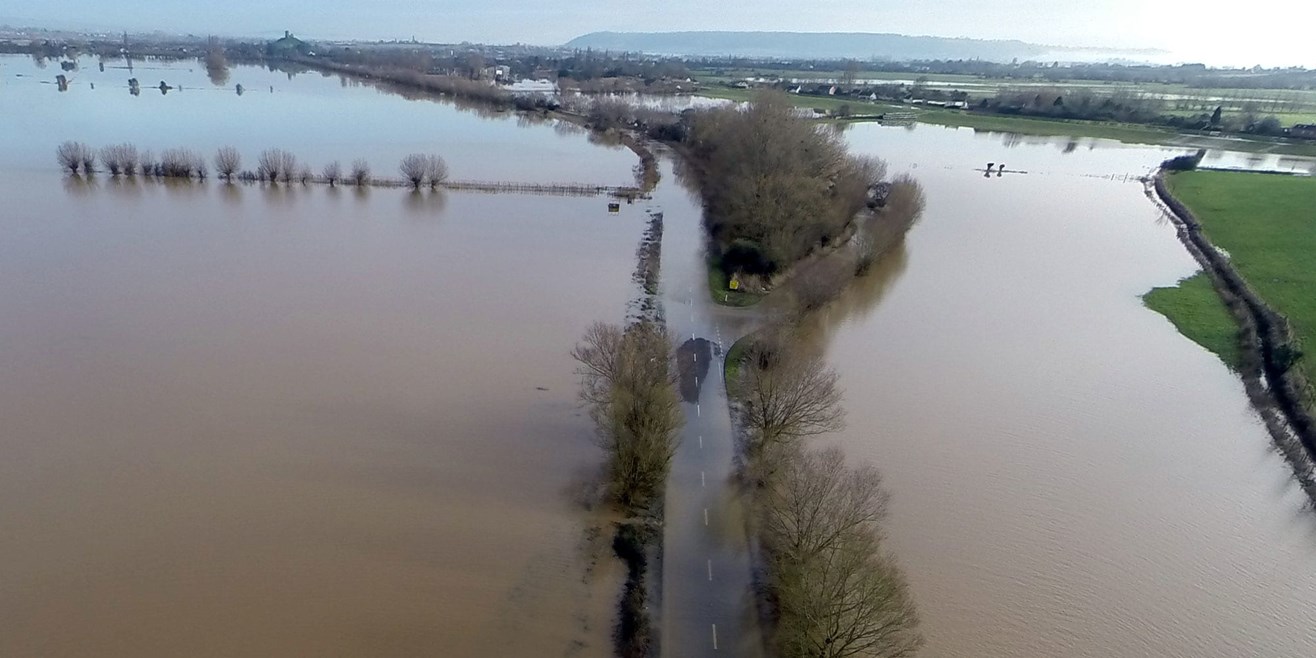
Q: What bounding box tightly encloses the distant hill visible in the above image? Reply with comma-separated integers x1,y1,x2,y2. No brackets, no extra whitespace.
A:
564,31,1163,63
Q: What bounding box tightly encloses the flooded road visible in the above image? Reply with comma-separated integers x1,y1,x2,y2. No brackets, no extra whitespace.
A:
810,123,1316,657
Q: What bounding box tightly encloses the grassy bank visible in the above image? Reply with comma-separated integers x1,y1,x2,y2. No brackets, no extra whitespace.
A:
707,259,765,307
1154,171,1316,385
1143,272,1242,368
722,333,752,390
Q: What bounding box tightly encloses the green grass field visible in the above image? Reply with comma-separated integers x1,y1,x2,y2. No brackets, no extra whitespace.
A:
1150,171,1316,381
1143,272,1242,369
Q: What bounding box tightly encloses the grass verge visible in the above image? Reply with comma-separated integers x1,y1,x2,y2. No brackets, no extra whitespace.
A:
707,259,765,307
723,333,753,391
1143,272,1242,369
1162,170,1316,385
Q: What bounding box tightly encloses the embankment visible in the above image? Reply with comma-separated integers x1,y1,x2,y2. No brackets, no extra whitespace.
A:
1149,172,1316,496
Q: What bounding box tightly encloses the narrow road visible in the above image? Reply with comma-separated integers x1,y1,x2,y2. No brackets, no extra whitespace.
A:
649,155,765,657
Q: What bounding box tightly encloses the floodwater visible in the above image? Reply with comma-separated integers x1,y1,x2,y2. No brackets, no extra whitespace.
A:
807,122,1316,657
0,54,636,184
8,49,1316,658
0,54,647,656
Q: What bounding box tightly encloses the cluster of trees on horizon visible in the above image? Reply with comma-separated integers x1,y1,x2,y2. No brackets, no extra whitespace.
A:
56,141,447,190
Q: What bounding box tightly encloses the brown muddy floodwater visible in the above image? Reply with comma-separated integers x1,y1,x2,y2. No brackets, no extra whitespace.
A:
0,170,645,657
806,124,1316,657
8,51,1316,658
0,52,653,655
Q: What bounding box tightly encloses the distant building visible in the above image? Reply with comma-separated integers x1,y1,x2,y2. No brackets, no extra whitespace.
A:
266,31,312,57
507,79,558,97
1289,124,1316,140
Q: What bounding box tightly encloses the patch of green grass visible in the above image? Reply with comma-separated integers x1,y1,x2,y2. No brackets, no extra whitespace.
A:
707,259,765,307
1166,171,1316,384
723,333,753,391
1143,272,1242,369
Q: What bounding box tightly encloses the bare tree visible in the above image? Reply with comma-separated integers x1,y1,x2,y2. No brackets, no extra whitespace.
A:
297,165,313,185
57,141,88,174
763,446,921,658
257,149,298,183
322,160,342,186
78,148,96,174
734,340,845,459
214,146,241,180
793,257,852,313
572,321,683,513
761,447,888,565
350,158,371,186
119,144,140,176
776,533,921,658
426,154,449,189
400,153,429,189
99,143,138,176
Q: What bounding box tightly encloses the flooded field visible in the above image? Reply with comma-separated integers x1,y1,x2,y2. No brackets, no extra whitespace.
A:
0,55,645,657
0,55,635,184
6,49,1316,658
810,123,1316,657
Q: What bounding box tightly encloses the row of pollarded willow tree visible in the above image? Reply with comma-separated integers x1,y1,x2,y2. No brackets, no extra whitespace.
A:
56,141,447,189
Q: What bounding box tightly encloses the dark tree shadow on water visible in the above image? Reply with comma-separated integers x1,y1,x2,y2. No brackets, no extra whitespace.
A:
403,189,447,218
61,173,98,197
106,175,142,199
219,181,243,206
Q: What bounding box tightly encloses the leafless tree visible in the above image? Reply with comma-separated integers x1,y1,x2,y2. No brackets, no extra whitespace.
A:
426,154,449,189
214,146,241,180
763,446,921,658
400,153,429,189
257,149,298,183
761,447,888,565
776,533,921,658
734,339,845,459
793,257,852,313
322,161,342,186
99,143,138,176
350,158,371,186
57,141,88,174
572,321,683,513
297,164,313,185
856,176,924,275
159,148,205,178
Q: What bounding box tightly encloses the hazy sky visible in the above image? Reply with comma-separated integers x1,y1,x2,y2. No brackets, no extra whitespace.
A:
3,0,1313,66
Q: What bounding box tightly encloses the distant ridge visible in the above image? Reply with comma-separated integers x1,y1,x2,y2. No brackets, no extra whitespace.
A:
564,31,1164,63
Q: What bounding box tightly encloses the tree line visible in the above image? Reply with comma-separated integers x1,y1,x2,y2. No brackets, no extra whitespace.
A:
56,141,448,189
572,320,682,657
730,329,922,658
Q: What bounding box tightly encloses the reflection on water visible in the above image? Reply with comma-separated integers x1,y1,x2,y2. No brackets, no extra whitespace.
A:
0,54,636,186
403,188,449,217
